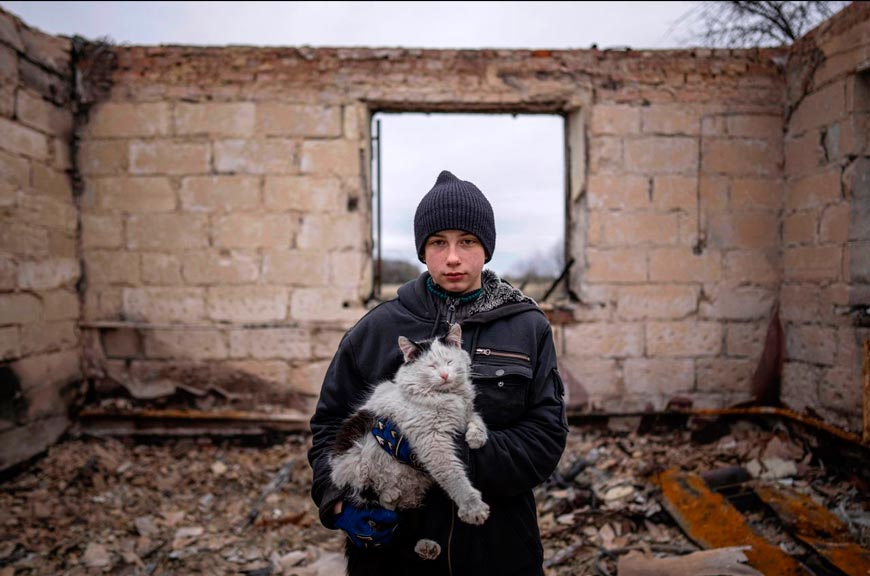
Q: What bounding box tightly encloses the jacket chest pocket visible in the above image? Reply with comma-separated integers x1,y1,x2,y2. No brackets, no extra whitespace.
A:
472,348,533,428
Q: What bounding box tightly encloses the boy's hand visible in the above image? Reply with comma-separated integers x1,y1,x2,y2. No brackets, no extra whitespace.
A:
334,501,398,548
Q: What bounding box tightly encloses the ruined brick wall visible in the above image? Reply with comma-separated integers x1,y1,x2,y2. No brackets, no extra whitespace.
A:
69,39,788,415
0,11,81,469
781,2,870,432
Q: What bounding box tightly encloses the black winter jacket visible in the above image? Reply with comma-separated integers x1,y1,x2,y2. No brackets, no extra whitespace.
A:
308,272,568,576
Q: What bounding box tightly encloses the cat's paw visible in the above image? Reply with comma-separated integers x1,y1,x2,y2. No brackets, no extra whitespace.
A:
458,497,490,525
465,425,487,449
414,539,441,560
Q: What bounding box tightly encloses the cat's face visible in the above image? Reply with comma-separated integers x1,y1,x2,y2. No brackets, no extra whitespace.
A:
397,325,470,395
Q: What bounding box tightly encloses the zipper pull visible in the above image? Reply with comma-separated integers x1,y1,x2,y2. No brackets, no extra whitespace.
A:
447,298,457,324
476,348,491,355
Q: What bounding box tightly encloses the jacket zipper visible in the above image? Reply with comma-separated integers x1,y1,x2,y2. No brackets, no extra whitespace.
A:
475,348,530,362
447,297,457,325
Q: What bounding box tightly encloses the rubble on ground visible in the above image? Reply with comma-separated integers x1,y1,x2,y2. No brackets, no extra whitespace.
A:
1,416,867,575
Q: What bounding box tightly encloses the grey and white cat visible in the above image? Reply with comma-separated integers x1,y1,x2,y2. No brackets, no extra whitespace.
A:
329,323,489,560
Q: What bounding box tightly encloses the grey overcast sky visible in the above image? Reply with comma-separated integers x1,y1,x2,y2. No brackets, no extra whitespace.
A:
1,1,697,278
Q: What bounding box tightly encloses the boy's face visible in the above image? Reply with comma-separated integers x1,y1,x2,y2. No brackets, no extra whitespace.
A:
423,229,486,293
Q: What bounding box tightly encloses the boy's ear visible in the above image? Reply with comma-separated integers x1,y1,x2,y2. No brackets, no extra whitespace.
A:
444,323,462,347
398,336,420,362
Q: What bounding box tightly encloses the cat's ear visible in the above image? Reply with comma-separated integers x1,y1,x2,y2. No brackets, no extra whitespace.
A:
444,323,462,347
398,336,421,362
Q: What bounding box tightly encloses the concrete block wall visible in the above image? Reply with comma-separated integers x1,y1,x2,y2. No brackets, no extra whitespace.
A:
0,10,81,470
78,68,371,406
780,2,870,432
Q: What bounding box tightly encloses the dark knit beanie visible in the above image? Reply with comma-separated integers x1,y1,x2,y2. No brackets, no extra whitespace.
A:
414,170,496,263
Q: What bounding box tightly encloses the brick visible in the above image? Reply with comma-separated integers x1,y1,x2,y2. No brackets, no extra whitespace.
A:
229,327,311,359
256,103,342,137
32,163,72,200
0,43,16,80
123,287,206,323
101,328,142,358
343,104,365,140
781,285,821,323
287,360,331,396
784,246,843,281
78,141,128,175
642,106,699,135
781,362,820,412
141,253,182,285
313,328,346,359
290,288,364,323
0,221,48,258
0,150,29,188
0,257,15,290
127,214,209,250
264,176,344,212
214,139,297,175
708,211,779,249
262,249,329,286
623,137,697,174
130,141,210,175
15,189,77,233
789,80,846,135
820,367,862,413
12,349,80,392
850,241,870,282
0,81,12,118
563,322,643,358
19,26,69,75
0,12,24,52
89,177,177,213
52,137,71,171
0,326,18,360
731,178,782,210
652,176,695,210
42,290,79,321
87,102,170,138
584,249,647,283
723,250,779,285
646,321,722,357
696,358,755,393
702,138,780,176
784,131,825,178
143,329,228,360
700,177,728,213
329,251,370,289
20,320,77,355
213,213,294,249
19,59,70,105
85,251,141,285
783,210,817,245
0,117,48,159
81,213,123,249
726,322,768,357
786,324,837,366
181,249,260,285
48,231,76,259
586,174,649,210
590,104,640,135
624,358,694,395
225,360,289,386
558,355,620,401
300,140,360,177
649,247,721,282
297,213,364,250
207,286,288,322
174,102,255,137
589,137,623,174
0,293,41,325
24,381,65,419
785,169,841,211
179,176,260,212
84,287,123,321
618,285,698,320
700,284,774,320
15,90,73,137
727,115,782,140
600,212,679,247
17,258,79,290
701,115,728,136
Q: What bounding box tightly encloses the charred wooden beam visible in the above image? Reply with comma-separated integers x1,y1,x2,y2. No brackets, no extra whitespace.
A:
656,469,810,576
752,482,870,576
77,408,309,437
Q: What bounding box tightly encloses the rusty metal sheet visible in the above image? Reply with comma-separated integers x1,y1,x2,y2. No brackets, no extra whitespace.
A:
656,469,810,576
753,482,870,576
